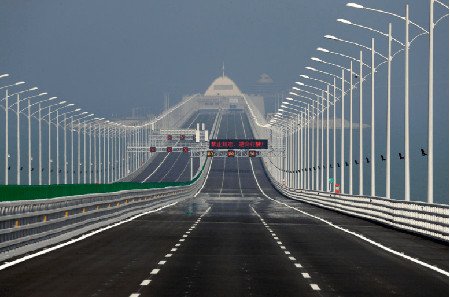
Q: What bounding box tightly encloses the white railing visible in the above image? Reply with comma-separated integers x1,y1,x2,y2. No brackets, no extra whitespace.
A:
243,104,449,242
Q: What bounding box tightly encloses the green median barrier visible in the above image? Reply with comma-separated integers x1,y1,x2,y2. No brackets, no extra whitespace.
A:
0,161,207,202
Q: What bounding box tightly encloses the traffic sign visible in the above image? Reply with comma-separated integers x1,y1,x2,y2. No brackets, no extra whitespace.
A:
166,147,173,153
149,147,156,153
182,146,189,153
248,150,258,157
167,135,173,141
328,178,334,183
180,135,186,140
227,150,235,157
207,150,215,157
209,139,268,149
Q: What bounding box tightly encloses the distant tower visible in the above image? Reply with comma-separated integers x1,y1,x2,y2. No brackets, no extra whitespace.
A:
222,62,225,78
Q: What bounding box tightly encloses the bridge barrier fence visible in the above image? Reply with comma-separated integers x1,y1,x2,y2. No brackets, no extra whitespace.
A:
0,158,212,262
0,106,222,262
242,101,449,242
266,170,448,241
0,178,201,202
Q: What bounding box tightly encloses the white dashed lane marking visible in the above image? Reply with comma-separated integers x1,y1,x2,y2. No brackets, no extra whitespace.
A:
128,206,211,297
311,284,321,291
251,206,322,293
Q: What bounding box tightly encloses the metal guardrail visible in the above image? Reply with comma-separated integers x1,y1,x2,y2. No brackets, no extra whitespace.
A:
0,108,221,262
262,161,449,242
242,104,449,242
0,158,212,261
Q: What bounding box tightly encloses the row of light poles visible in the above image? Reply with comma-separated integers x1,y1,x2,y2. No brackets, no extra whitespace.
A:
0,75,163,186
268,1,447,203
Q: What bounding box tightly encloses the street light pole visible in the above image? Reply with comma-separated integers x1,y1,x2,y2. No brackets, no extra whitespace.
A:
71,117,74,184
4,90,8,185
371,38,376,197
405,5,410,201
334,78,337,192
307,105,310,189
16,94,20,185
28,99,32,185
321,93,324,191
56,110,59,184
83,121,87,184
386,23,392,199
77,119,81,184
349,61,354,195
326,85,329,191
38,103,42,185
427,0,434,203
340,71,345,194
48,106,51,185
64,114,67,184
359,50,364,196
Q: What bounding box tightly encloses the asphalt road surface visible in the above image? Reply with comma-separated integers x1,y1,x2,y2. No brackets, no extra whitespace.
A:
132,110,217,183
0,110,447,297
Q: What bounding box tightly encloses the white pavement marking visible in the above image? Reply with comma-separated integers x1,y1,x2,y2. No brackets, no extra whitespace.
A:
248,158,450,277
0,202,178,272
141,153,172,182
251,205,323,293
193,155,214,198
127,205,211,297
130,293,140,297
150,269,160,275
142,112,200,183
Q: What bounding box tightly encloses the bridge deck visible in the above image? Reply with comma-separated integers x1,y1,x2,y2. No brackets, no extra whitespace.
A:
0,111,447,297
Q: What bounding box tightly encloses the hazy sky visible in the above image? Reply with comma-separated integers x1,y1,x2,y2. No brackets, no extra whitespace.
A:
0,0,448,202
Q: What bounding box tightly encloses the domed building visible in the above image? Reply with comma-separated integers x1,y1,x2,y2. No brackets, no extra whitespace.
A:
204,75,243,97
194,71,265,116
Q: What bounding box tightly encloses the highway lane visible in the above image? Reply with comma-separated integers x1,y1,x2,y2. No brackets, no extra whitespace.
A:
135,110,449,297
132,110,216,183
0,110,447,297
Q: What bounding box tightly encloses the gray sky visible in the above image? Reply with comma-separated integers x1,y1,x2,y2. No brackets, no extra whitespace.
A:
0,0,448,202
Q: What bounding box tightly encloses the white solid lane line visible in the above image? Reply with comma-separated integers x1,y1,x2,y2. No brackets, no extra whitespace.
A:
0,202,178,272
140,280,151,285
248,158,450,277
